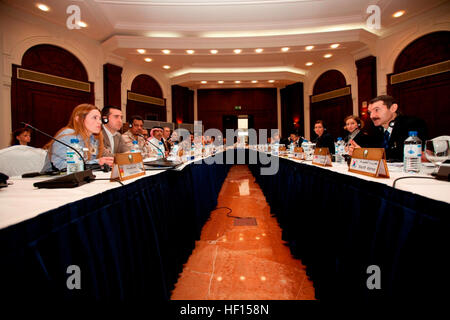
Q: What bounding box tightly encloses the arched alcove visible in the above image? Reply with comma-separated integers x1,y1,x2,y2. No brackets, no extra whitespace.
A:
11,44,94,147
313,70,347,95
22,44,88,81
310,70,352,140
393,31,450,74
388,31,450,138
131,74,163,98
127,74,166,122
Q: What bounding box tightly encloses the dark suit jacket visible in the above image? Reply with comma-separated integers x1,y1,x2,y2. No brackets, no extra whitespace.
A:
162,138,171,152
370,115,428,161
102,127,130,157
312,132,335,154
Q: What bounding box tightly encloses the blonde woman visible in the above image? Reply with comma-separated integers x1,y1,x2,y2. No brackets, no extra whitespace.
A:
43,103,114,170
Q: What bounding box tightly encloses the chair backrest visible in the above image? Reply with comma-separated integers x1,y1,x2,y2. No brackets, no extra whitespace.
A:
0,145,48,177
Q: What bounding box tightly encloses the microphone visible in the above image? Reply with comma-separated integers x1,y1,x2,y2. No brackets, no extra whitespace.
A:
137,134,165,156
21,122,86,170
20,122,95,188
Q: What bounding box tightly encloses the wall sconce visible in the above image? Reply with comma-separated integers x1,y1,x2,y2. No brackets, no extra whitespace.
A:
360,101,368,116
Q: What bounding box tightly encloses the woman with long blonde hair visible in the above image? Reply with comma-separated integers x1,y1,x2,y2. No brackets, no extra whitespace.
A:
43,103,114,170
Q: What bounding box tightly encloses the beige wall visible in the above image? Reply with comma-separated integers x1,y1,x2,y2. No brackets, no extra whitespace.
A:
302,2,450,139
0,2,448,147
0,4,171,148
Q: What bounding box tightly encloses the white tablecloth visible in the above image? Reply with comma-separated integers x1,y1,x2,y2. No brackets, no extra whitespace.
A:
1,149,448,230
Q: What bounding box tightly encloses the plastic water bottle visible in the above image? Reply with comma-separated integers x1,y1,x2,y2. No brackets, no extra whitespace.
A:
335,137,345,164
403,131,422,173
272,141,279,156
289,142,295,153
170,142,179,158
130,140,140,153
157,141,164,158
66,138,84,174
301,139,309,159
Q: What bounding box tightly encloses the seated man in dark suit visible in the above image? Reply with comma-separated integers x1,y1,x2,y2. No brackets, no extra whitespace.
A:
349,95,427,161
101,105,130,156
281,132,301,147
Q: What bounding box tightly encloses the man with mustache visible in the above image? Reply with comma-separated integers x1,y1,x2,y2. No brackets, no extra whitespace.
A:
349,95,427,161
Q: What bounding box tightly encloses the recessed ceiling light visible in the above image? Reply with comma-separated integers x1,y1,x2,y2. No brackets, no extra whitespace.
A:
37,4,50,12
210,50,218,54
201,81,207,84
330,44,340,49
218,80,224,84
234,49,242,54
324,53,333,58
137,49,146,54
235,80,241,83
393,10,405,18
306,46,314,51
144,58,152,62
162,50,171,54
281,47,290,52
252,80,258,83
306,62,313,66
268,80,275,83
163,65,170,69
77,21,87,28
255,48,263,53
186,50,195,54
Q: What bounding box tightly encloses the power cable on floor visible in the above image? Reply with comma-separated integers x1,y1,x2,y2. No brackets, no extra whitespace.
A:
212,206,246,219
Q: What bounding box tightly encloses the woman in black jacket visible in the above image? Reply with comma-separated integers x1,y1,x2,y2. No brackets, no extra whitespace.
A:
312,120,335,154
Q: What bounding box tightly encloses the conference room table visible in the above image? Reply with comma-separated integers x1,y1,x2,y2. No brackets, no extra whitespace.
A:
1,147,449,303
248,148,450,303
0,151,231,302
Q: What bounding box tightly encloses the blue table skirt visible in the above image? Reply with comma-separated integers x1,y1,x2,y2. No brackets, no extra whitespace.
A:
248,150,450,302
0,156,230,301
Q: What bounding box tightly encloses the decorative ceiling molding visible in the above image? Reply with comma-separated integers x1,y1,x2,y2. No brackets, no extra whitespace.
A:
101,29,375,50
113,15,364,33
96,0,321,6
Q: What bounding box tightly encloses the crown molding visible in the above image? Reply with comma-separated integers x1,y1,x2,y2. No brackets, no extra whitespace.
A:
114,14,363,33
101,28,375,51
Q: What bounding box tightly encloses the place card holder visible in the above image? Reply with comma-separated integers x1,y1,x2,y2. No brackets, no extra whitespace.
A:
279,145,288,157
293,147,304,160
348,148,390,178
110,152,145,182
312,147,332,166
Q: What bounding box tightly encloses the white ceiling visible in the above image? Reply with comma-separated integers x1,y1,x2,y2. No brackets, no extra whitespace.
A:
2,0,448,88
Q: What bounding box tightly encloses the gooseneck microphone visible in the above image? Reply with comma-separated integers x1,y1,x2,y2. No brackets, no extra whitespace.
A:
20,122,95,188
137,134,165,156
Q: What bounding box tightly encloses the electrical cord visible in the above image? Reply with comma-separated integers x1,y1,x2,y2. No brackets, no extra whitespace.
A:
392,176,435,188
212,206,247,219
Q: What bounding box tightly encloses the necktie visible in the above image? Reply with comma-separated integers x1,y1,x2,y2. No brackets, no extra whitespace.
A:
382,130,390,149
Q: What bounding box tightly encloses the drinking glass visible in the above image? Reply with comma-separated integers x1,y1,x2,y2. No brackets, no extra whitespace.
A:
424,139,450,173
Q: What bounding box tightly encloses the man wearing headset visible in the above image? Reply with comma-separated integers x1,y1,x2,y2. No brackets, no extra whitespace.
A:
349,95,427,161
101,105,130,156
122,115,151,158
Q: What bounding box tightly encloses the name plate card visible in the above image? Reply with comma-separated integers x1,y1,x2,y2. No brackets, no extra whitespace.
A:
312,147,332,167
292,147,304,160
279,145,288,157
349,148,390,178
111,152,145,182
